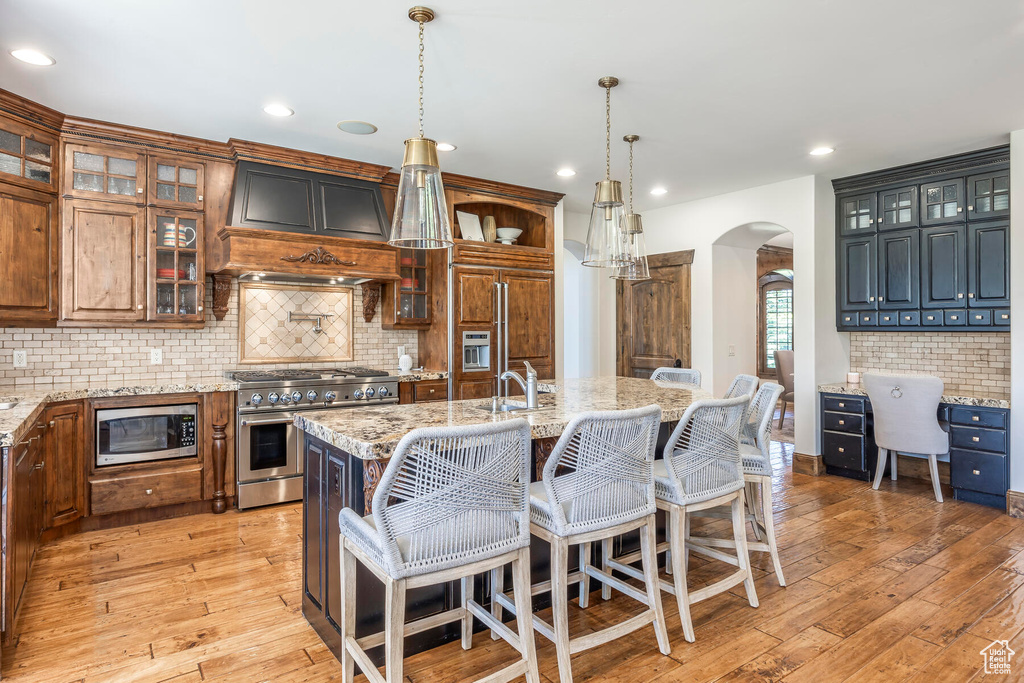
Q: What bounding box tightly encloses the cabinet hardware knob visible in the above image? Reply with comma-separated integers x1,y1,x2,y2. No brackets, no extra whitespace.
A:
927,316,934,320
968,205,974,210
972,416,979,421
905,316,911,320
879,296,884,301
137,304,143,309
838,402,845,407
838,447,845,453
951,315,958,320
198,306,203,312
957,207,963,212
839,420,845,425
429,389,435,393
972,436,980,442
883,316,890,321
973,469,980,475
137,187,144,193
958,293,963,298
48,421,54,428
968,293,974,298
976,315,983,320
146,489,153,495
1002,314,1009,319
197,195,203,201
869,296,875,301
863,317,870,321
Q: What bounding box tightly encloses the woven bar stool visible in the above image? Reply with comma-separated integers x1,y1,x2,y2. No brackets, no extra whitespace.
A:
337,419,539,683
724,373,759,399
491,405,671,683
651,367,702,386
687,383,787,586
608,396,758,642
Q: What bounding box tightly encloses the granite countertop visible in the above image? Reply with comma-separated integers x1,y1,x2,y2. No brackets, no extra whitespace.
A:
294,376,711,460
818,381,1010,409
393,370,447,382
0,376,241,448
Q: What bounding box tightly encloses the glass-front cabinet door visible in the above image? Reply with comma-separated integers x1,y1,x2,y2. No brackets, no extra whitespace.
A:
838,193,877,236
64,143,146,203
967,171,1010,221
878,185,918,230
920,179,964,226
0,118,57,191
147,209,204,323
383,249,431,329
148,156,205,210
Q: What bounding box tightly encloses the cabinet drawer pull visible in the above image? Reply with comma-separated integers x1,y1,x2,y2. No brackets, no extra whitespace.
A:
838,402,845,408
146,489,154,495
976,315,983,320
429,389,435,393
837,447,845,453
950,315,959,320
926,316,935,321
838,419,845,425
973,469,981,475
904,316,911,320
972,436,980,442
972,415,979,421
1002,314,1009,320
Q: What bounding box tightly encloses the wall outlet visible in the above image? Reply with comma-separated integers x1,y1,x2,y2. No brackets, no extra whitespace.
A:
728,344,736,357
150,348,163,365
12,350,27,368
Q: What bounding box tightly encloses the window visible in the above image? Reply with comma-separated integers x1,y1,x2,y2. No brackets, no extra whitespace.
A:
758,270,793,377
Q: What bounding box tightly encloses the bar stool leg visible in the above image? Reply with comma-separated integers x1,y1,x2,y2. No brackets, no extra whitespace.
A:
600,538,613,599
747,481,764,542
760,476,786,587
872,448,888,490
579,541,592,607
891,451,898,480
669,506,695,642
384,577,407,683
550,537,574,683
511,548,542,683
489,567,504,641
640,519,671,655
928,454,944,503
664,514,672,576
340,540,356,683
683,510,691,573
731,493,759,608
460,575,473,649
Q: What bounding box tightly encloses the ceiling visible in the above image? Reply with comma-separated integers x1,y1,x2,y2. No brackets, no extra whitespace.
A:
4,0,1024,212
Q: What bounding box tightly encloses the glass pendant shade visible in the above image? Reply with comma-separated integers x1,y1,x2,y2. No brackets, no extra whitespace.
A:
612,215,650,280
388,137,453,249
583,179,629,267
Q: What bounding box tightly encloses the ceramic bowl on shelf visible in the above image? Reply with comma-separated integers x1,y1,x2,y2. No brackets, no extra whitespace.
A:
495,227,522,241
496,238,517,245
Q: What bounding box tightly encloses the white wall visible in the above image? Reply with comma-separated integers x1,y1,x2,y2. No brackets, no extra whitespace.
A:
1010,130,1024,494
562,240,601,378
553,202,565,379
710,244,759,395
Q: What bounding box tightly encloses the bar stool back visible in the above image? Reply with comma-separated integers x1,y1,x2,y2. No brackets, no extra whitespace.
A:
651,367,702,386
337,419,539,683
724,373,758,400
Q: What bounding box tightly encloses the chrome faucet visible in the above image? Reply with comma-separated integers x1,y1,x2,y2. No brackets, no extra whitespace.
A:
500,361,539,409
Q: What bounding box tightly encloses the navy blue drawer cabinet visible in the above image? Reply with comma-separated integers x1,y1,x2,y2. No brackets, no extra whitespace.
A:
819,393,1010,509
833,146,1009,331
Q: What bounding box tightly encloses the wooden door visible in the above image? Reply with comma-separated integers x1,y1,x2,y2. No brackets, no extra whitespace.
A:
453,266,498,326
838,235,877,311
61,199,146,322
501,270,554,381
877,228,919,310
967,221,1010,308
44,402,85,528
616,250,692,378
63,143,146,204
0,184,58,324
147,155,205,210
147,209,204,323
921,224,966,309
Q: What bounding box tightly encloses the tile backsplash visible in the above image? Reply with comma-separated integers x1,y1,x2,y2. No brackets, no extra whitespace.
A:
239,282,354,364
849,331,1010,399
0,278,419,387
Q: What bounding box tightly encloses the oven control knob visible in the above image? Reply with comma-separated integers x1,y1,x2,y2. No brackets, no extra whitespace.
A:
280,392,292,405
324,391,336,402
291,391,302,403
378,386,390,398
365,387,375,398
268,392,280,404
353,389,364,399
307,390,318,402
251,393,263,406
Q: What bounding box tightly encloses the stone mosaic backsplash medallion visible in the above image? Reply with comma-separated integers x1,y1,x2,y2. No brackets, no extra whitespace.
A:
240,283,353,364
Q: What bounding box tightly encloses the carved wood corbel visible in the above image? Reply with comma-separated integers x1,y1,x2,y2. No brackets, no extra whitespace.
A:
361,282,381,323
211,273,232,321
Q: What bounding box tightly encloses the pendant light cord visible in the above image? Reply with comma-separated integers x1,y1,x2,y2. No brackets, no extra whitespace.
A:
605,85,611,180
628,138,634,212
418,19,425,138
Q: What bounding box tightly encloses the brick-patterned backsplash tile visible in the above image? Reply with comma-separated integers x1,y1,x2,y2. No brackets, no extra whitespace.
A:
0,278,420,387
849,331,1010,400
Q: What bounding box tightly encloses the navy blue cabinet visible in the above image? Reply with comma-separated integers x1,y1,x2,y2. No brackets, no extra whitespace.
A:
834,147,1009,331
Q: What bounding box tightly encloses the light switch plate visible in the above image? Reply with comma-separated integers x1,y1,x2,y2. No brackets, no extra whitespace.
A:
12,350,27,368
728,344,736,357
150,348,163,365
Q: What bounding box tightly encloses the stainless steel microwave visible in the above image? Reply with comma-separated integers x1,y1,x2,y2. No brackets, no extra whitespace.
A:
96,404,198,467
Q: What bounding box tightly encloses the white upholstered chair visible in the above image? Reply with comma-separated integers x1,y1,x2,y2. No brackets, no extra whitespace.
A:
650,367,702,387
774,350,795,429
608,396,759,643
491,405,671,683
863,373,948,503
337,419,539,683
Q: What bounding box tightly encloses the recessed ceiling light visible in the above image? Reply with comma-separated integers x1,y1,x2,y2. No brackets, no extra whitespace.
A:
337,120,378,135
436,142,456,152
809,146,835,156
556,168,576,177
650,187,668,196
263,103,294,117
10,49,55,66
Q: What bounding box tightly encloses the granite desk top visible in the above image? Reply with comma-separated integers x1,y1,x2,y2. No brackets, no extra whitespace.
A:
818,382,1010,410
0,376,240,448
294,376,712,460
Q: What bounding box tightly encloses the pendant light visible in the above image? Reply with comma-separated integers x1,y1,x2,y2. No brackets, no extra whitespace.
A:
388,7,454,250
612,134,651,280
582,77,628,268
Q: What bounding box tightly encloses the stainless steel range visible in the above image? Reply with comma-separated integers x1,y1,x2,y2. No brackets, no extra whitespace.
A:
228,367,399,509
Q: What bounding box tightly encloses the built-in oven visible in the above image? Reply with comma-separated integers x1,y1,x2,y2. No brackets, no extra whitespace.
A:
463,330,491,372
237,411,301,484
96,404,198,467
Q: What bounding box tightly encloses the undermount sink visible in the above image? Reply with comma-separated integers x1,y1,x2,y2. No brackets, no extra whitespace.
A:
0,402,19,410
477,400,532,414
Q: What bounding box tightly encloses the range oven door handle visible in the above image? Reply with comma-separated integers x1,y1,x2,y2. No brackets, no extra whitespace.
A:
239,416,297,427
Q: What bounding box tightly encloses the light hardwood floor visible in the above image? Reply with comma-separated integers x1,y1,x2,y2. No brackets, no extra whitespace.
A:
5,443,1024,682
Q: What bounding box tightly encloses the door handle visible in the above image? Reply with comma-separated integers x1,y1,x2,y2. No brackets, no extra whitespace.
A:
240,417,296,427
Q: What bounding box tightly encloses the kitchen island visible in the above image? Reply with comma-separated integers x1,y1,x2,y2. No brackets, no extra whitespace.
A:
293,376,710,666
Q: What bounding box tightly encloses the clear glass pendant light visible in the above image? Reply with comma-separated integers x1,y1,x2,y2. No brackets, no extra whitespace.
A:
583,77,629,268
612,135,651,280
388,7,453,250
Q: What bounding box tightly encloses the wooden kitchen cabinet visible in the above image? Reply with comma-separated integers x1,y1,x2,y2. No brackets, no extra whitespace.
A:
5,419,46,642
382,248,431,329
147,155,205,210
876,228,919,311
967,221,1010,309
44,401,86,528
0,116,58,193
453,267,498,326
60,198,146,323
398,380,448,404
502,269,554,378
147,209,204,323
62,142,146,204
0,183,59,325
